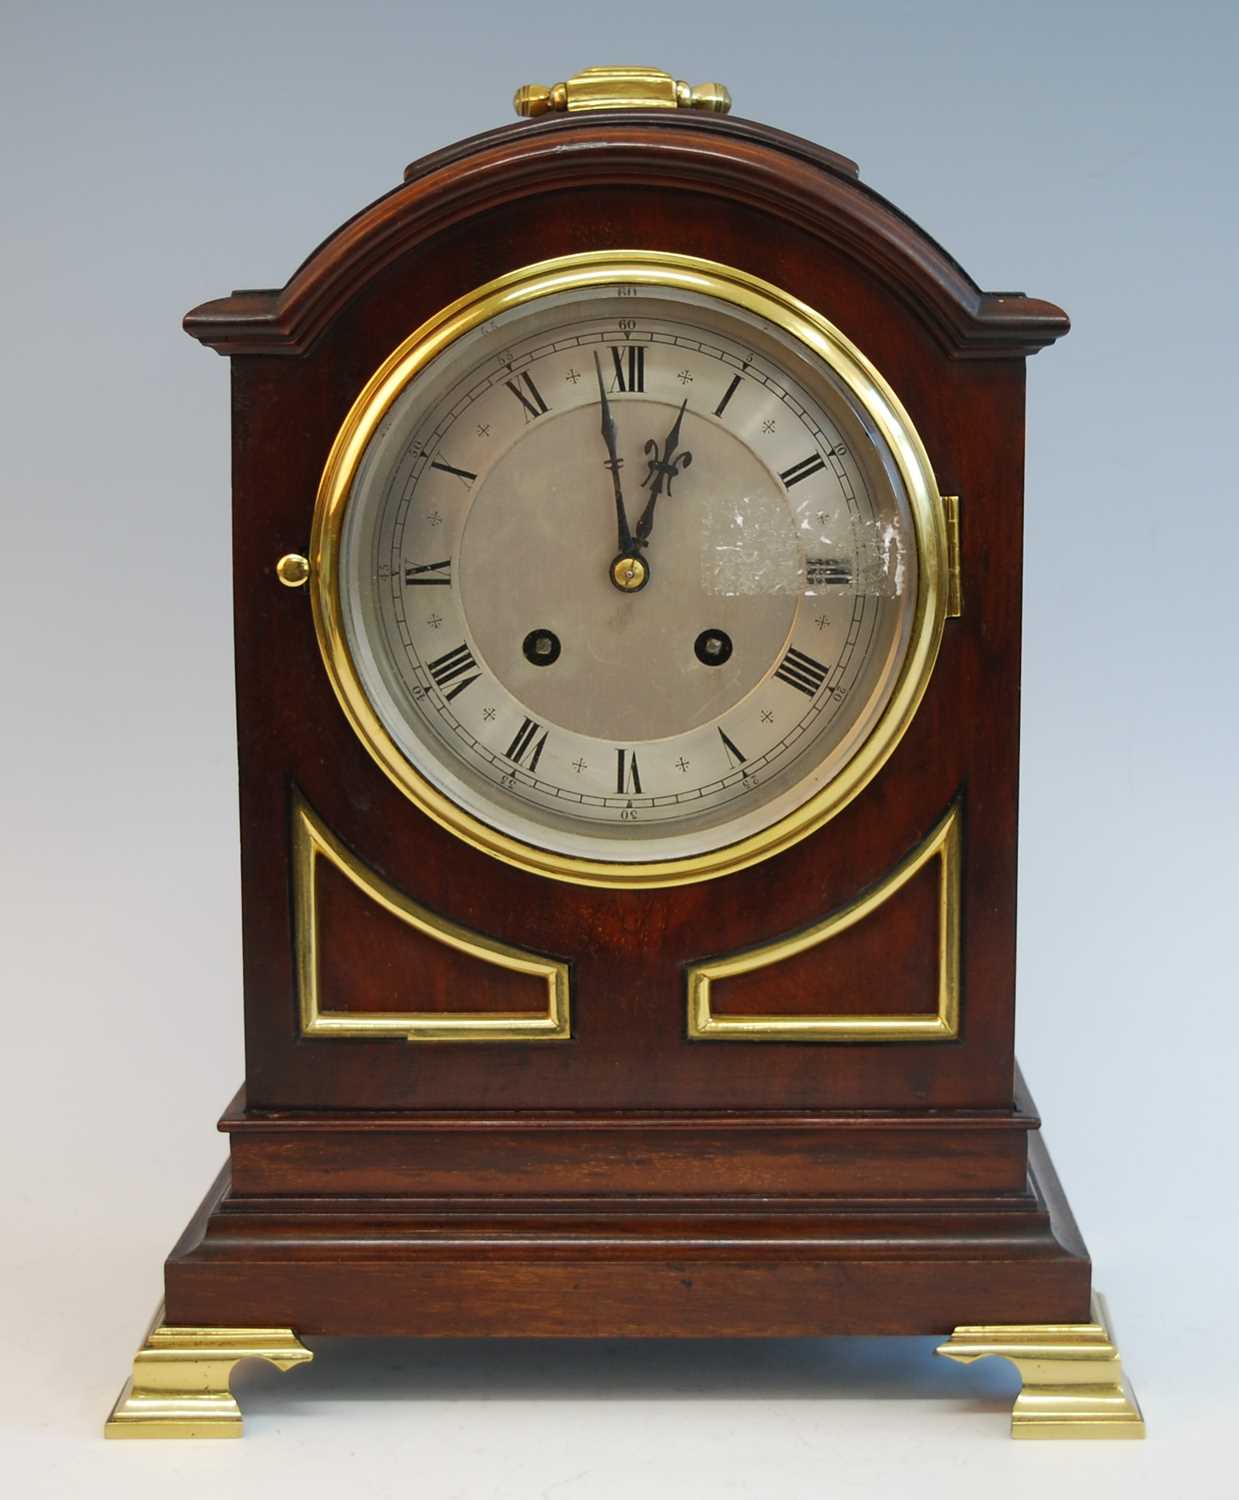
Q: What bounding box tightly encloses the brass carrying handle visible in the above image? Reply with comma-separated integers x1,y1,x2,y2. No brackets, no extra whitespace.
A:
514,65,731,118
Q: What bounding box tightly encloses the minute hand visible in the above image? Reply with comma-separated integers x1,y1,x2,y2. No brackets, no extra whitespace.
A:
593,350,633,554
633,400,693,546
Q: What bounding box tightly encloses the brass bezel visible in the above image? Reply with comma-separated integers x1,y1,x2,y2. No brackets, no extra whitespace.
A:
310,251,948,889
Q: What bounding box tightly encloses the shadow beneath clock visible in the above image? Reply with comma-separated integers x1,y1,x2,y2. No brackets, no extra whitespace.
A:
234,1333,1019,1414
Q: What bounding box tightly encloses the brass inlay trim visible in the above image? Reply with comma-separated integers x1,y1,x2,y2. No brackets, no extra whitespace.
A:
936,1293,1146,1440
105,1303,313,1439
292,791,571,1042
943,495,962,618
310,251,949,889
686,803,961,1042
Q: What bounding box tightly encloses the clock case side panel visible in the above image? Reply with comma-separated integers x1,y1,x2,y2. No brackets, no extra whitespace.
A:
207,114,1050,1116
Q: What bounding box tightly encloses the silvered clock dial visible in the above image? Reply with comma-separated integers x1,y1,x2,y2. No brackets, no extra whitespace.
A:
311,253,948,885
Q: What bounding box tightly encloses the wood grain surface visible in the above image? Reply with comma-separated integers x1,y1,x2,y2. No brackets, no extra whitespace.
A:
165,108,1086,1337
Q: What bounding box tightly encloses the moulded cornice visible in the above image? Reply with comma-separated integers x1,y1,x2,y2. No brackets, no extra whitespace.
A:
184,113,1068,360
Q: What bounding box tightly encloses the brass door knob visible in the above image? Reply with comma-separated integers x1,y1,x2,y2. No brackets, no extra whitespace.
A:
275,553,311,588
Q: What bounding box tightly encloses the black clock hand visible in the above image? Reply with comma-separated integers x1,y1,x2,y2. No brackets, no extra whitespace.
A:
593,350,633,554
633,399,693,546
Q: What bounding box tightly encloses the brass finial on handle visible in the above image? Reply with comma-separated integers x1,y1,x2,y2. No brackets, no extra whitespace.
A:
675,79,731,114
513,82,567,117
513,66,731,118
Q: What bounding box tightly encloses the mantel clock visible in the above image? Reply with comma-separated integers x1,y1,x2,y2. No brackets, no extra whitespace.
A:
107,65,1143,1441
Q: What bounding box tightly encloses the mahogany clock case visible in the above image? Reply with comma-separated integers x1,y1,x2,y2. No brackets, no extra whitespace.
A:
166,108,1087,1338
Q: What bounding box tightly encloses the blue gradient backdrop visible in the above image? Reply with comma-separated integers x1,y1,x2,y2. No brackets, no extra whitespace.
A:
3,1,1236,1491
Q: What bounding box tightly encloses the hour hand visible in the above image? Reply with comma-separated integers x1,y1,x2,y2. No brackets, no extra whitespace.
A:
633,399,693,546
594,351,632,554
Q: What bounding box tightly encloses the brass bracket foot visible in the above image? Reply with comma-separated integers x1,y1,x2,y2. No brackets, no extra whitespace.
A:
936,1292,1145,1439
105,1304,314,1439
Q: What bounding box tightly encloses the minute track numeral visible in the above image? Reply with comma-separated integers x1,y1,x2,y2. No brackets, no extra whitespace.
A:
779,453,827,488
610,345,645,393
505,717,548,772
774,646,830,697
616,748,643,795
426,642,480,701
505,371,550,422
403,559,451,586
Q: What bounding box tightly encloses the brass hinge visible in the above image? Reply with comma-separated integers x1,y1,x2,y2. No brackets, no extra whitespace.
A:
942,495,962,618
514,66,731,119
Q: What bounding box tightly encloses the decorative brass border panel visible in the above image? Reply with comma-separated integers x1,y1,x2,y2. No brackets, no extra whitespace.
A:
291,791,570,1042
686,802,961,1041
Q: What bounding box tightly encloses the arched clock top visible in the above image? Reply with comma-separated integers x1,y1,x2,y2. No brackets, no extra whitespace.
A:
183,112,1068,360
